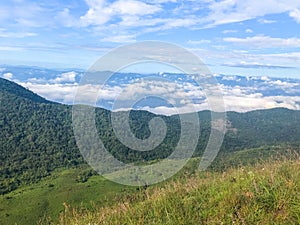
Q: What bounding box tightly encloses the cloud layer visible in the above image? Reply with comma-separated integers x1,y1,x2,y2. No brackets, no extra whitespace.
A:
1,66,299,115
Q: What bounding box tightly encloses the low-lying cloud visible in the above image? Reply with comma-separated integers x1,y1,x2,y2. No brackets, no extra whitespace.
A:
1,69,299,115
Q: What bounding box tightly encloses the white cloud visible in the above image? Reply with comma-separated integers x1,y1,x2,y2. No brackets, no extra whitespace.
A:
80,10,109,26
261,76,270,81
245,28,253,33
0,29,37,38
206,0,300,27
112,0,161,15
15,18,44,28
187,39,211,45
166,17,197,28
115,80,201,102
266,52,300,61
20,82,78,103
222,61,294,69
137,103,210,116
223,95,300,112
0,1,51,28
56,8,78,27
289,8,300,23
219,84,300,112
268,80,297,88
50,71,77,84
118,15,165,27
222,75,238,81
27,77,48,84
115,94,300,115
146,0,177,3
79,0,161,27
79,0,112,26
18,81,123,104
27,71,77,85
143,17,198,33
101,34,136,43
257,18,276,24
224,36,300,48
3,72,13,80
77,84,122,104
0,46,23,51
222,30,237,34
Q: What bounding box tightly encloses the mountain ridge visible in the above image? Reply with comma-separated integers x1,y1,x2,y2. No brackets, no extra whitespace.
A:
1,77,300,195
0,77,52,104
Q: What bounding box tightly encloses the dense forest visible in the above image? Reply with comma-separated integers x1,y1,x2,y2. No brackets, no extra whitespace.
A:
1,77,300,194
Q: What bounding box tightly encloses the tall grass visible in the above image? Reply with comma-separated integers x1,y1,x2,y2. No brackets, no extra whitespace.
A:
56,152,300,225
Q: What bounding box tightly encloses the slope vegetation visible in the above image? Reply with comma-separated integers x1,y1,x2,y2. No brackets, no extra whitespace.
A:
59,156,300,225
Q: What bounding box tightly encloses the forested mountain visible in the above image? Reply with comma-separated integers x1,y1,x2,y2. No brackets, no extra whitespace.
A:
0,77,50,104
0,77,299,194
0,79,83,194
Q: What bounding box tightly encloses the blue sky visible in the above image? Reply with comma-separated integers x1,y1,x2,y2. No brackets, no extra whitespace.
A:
0,0,300,78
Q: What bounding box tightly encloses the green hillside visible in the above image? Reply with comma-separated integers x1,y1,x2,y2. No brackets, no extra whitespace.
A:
0,166,135,225
1,77,300,195
0,86,84,194
58,156,300,225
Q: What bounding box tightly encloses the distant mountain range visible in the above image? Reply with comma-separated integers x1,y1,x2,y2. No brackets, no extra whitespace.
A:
1,77,300,194
0,65,299,114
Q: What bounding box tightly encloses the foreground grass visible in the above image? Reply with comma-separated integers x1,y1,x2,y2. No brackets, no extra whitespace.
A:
59,157,300,225
1,146,298,225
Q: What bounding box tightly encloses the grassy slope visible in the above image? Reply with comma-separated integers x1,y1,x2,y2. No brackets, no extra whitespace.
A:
0,159,199,225
1,146,299,225
0,167,134,225
59,157,300,225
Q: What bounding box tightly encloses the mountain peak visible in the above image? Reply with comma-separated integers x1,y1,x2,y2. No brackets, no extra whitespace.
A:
0,77,50,104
